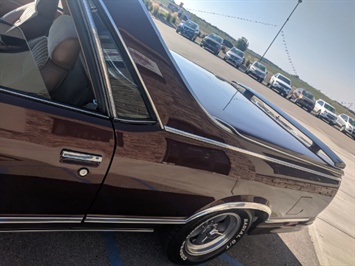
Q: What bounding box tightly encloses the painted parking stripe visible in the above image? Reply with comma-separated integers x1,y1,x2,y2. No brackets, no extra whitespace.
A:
103,233,123,266
219,253,244,266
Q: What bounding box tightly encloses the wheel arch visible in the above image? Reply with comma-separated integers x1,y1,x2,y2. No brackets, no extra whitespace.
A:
186,195,271,225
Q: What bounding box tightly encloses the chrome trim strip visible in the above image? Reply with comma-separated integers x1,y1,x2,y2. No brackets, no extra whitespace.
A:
0,217,82,224
165,126,341,182
213,117,341,177
0,228,154,233
61,150,102,163
85,202,271,224
113,118,157,125
265,218,310,224
0,88,109,119
96,0,164,129
81,0,117,118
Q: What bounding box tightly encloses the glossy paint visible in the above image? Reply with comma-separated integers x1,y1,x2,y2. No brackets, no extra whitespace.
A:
87,0,342,223
0,0,344,233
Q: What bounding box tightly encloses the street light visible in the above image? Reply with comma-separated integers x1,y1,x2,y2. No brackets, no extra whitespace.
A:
259,0,302,63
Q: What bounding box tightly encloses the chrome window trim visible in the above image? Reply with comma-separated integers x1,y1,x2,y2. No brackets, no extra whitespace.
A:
0,217,82,224
113,118,157,125
165,126,341,182
0,88,109,119
85,202,272,224
81,0,117,118
95,0,164,129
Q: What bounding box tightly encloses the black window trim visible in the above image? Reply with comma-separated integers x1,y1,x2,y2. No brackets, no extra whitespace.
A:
89,0,164,128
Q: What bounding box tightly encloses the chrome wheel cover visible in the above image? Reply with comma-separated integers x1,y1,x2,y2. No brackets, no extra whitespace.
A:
185,213,241,256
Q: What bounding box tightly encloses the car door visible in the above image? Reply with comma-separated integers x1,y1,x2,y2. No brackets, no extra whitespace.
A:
0,17,115,224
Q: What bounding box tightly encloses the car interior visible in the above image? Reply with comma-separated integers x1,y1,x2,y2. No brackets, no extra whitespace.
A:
0,0,96,110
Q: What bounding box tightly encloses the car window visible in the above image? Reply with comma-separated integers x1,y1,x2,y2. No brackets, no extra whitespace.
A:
349,117,355,126
302,90,314,100
0,17,98,110
209,34,223,44
324,103,335,113
230,48,244,57
340,114,348,121
318,100,324,105
90,2,152,120
185,21,198,29
254,62,266,71
278,75,291,85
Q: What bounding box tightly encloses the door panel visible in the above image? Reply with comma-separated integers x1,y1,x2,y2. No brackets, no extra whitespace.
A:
0,92,115,217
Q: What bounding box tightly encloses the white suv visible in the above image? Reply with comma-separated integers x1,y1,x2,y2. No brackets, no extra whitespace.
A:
335,114,355,139
267,73,292,97
313,99,337,125
246,61,267,83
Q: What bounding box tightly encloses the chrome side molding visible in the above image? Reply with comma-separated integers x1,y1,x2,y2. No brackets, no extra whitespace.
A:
85,202,272,224
0,217,82,224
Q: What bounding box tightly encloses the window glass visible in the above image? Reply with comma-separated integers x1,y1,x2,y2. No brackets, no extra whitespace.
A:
209,34,223,44
0,17,96,110
302,90,314,100
185,21,198,30
254,62,266,71
278,75,291,85
318,100,324,105
349,117,355,126
0,22,49,99
324,103,335,113
90,2,151,120
230,47,244,57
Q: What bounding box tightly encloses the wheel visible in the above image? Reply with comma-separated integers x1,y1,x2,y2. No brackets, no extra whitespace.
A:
166,210,252,265
340,126,345,132
307,108,312,112
245,70,249,74
259,78,263,83
176,29,179,33
316,110,321,118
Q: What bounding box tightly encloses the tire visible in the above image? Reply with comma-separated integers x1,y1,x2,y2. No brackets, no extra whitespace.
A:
316,110,321,118
166,210,252,265
340,126,345,132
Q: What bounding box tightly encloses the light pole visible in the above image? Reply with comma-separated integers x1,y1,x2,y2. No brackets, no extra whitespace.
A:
259,0,302,63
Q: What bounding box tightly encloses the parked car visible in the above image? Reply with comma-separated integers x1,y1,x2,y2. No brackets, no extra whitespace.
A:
200,33,223,55
245,61,267,82
287,88,316,112
223,47,245,69
267,73,292,97
0,0,345,265
176,20,199,41
335,114,355,139
313,99,338,125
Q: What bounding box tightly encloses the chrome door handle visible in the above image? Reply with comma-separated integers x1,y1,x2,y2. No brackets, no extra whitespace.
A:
60,150,102,167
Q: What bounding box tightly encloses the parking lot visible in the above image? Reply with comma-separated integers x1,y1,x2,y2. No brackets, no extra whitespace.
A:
0,17,354,266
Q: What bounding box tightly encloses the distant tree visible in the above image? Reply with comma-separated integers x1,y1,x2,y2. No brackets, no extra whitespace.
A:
235,37,249,51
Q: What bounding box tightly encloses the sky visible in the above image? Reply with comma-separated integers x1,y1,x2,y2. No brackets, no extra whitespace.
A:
177,0,355,111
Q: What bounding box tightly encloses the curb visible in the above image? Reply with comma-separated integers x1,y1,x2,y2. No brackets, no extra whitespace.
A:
308,221,329,266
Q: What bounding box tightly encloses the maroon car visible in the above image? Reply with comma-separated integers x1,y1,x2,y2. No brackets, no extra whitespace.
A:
0,0,345,264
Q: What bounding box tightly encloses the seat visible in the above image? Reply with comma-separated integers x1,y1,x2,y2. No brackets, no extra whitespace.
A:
29,15,94,107
1,0,59,40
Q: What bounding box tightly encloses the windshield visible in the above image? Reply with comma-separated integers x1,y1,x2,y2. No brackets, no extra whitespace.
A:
324,103,336,113
230,47,244,57
254,62,266,71
302,90,314,100
185,21,198,29
278,75,291,85
349,117,355,126
209,34,223,44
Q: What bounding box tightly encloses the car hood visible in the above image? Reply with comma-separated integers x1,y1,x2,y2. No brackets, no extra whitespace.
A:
172,52,321,161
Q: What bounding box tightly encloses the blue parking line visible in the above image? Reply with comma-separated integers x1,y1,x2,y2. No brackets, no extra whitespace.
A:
219,253,244,266
103,233,123,266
